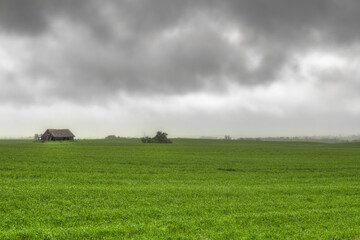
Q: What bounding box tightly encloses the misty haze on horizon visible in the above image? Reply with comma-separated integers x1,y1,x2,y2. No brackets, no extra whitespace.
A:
1,0,360,138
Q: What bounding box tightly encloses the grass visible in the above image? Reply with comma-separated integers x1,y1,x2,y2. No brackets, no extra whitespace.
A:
0,138,360,239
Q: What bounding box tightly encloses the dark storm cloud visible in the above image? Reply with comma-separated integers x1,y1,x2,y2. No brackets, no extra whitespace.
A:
226,0,360,45
0,0,47,35
1,0,360,103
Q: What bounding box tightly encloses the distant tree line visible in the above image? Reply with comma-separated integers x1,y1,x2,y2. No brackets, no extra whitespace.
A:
237,136,360,143
141,131,172,143
105,135,127,139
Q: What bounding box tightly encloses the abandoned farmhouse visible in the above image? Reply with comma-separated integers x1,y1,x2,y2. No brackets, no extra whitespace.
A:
41,129,75,141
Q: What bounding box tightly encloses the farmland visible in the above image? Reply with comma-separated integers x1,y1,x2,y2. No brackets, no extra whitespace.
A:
0,139,360,239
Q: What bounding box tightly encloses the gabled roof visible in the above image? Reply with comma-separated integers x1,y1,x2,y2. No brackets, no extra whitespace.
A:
46,129,75,138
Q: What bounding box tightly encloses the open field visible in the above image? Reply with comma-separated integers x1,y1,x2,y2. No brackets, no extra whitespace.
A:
1,139,360,239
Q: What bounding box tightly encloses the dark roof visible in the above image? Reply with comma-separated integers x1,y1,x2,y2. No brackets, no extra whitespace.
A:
46,129,75,138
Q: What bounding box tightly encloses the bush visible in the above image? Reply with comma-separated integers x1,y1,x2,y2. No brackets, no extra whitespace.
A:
141,136,154,143
141,131,172,144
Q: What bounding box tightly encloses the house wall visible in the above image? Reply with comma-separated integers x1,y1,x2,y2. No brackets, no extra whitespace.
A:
41,131,52,141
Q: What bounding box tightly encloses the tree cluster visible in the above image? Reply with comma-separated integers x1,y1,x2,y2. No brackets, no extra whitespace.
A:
141,131,172,144
105,135,118,140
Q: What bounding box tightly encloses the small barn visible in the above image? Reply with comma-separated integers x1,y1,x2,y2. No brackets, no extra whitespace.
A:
41,129,75,141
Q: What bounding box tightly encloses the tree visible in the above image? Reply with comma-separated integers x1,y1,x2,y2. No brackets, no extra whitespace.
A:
153,131,172,143
224,135,232,140
141,131,172,143
105,135,117,140
34,134,40,140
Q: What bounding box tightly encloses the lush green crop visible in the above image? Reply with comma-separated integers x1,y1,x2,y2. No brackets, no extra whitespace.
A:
0,139,359,239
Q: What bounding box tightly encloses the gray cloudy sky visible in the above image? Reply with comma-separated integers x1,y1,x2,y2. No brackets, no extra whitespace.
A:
1,0,360,138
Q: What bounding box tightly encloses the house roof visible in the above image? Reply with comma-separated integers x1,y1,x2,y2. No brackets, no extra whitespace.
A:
46,129,75,138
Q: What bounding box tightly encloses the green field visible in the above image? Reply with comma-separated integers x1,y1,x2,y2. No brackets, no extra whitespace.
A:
1,139,359,239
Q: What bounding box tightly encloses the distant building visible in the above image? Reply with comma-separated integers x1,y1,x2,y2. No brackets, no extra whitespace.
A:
41,129,75,141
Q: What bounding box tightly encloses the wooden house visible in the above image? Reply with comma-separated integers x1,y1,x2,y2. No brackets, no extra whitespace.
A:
41,129,75,141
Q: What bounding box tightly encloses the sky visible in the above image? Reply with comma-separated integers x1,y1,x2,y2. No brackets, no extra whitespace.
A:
1,0,360,138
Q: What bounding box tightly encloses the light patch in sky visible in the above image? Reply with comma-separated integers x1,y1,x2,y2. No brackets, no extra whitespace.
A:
301,51,348,70
222,27,243,45
0,74,350,139
0,36,25,73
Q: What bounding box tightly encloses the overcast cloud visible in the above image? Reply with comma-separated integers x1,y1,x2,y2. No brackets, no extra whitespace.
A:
0,0,359,138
